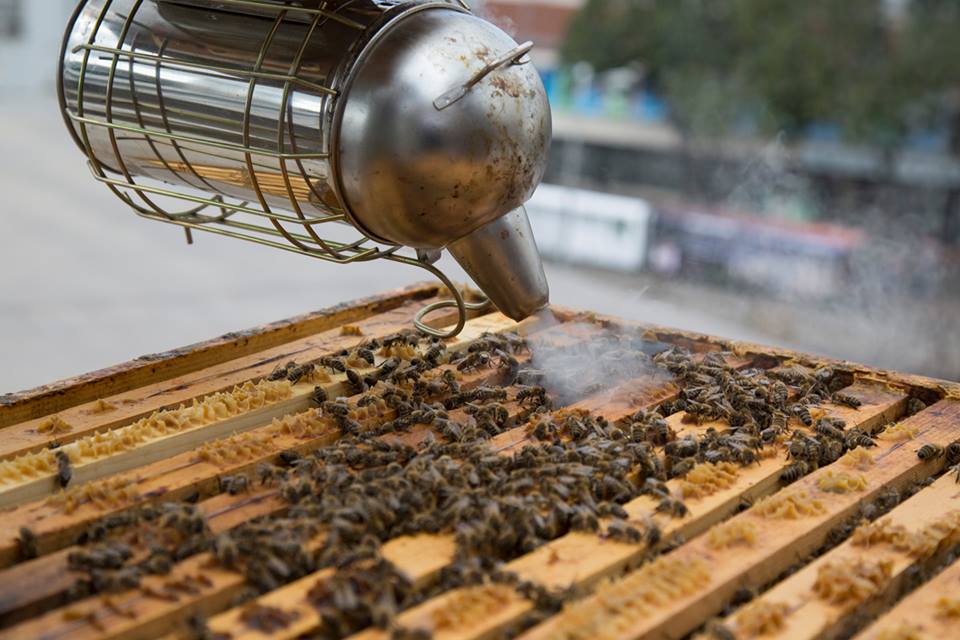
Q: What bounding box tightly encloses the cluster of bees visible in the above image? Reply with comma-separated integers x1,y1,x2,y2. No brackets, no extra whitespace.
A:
39,328,913,639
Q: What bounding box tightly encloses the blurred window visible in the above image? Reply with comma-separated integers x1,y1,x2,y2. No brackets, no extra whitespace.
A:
0,0,21,39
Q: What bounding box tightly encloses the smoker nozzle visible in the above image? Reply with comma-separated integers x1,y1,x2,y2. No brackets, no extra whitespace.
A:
447,206,549,321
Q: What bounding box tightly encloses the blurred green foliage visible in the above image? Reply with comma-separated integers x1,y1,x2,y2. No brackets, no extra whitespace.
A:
563,0,960,150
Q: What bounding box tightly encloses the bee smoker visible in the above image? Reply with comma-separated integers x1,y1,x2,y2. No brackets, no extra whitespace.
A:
58,0,551,336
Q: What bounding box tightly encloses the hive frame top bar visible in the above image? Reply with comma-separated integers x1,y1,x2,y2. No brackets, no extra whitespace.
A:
0,286,958,640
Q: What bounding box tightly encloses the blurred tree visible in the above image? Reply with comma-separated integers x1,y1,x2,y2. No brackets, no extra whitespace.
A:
561,0,960,150
562,0,960,240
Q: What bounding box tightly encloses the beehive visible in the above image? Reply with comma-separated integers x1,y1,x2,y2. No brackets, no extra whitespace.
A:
0,282,958,640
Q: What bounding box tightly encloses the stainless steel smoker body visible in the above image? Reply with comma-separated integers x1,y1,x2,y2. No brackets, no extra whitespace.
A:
59,0,552,333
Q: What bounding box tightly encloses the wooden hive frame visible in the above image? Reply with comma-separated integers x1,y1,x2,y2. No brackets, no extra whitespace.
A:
0,282,957,640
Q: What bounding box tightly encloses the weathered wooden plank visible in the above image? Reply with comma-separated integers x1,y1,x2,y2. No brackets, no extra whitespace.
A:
0,310,538,510
0,341,603,637
200,359,879,640
0,384,537,627
0,283,444,427
196,369,716,640
334,383,906,640
854,550,960,640
0,296,452,462
0,313,538,568
0,312,618,629
712,468,960,640
2,328,697,639
520,400,960,640
549,304,960,402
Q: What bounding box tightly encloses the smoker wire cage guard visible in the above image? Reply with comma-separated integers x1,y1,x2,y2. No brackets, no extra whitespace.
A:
58,0,552,337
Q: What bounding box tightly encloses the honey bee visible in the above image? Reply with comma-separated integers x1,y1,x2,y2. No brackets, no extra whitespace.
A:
286,363,314,384
137,550,171,575
55,450,72,488
441,369,461,395
643,418,673,446
516,385,547,407
844,428,876,450
906,397,927,416
423,344,446,367
17,526,38,560
494,348,520,371
220,475,249,495
267,361,295,381
356,347,376,366
668,456,696,479
792,404,813,427
569,506,599,531
322,399,351,417
770,411,788,432
319,356,347,373
91,566,141,593
780,461,809,484
760,427,779,444
815,418,845,440
456,351,491,372
770,381,789,406
656,496,689,518
310,385,328,405
605,520,642,543
947,440,960,465
831,391,861,408
278,450,301,466
345,369,367,392
917,443,945,461
139,584,178,602
239,603,299,633
664,436,698,459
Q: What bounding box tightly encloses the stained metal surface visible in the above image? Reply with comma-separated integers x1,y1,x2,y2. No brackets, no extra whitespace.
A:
446,206,549,321
58,0,552,335
335,10,551,250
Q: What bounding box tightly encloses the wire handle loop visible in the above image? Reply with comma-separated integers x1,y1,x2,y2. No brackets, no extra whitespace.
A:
433,40,533,110
410,261,491,338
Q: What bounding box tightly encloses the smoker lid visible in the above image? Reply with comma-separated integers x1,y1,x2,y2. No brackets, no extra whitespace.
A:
332,6,552,250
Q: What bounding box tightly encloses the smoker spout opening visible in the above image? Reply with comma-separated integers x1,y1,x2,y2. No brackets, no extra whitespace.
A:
447,206,549,321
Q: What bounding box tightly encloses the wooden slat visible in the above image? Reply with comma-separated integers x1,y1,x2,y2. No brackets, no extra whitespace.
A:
194,370,704,640
0,324,638,639
5,325,704,637
199,363,889,640
712,468,960,640
0,311,607,625
0,297,450,461
0,487,285,627
0,310,536,510
550,305,960,401
0,384,537,627
854,550,960,640
0,313,540,568
519,400,960,640
332,383,905,640
7,292,953,640
0,283,443,427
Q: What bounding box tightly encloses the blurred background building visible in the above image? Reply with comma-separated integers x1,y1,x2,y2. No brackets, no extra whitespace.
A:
1,0,959,392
